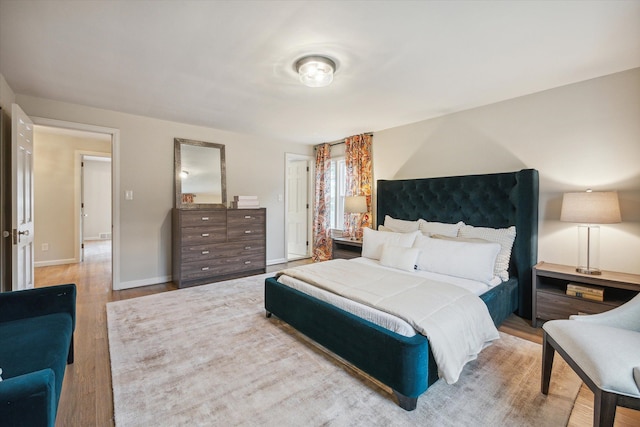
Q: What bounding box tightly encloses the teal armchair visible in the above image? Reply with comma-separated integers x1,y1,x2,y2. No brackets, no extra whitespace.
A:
0,284,76,427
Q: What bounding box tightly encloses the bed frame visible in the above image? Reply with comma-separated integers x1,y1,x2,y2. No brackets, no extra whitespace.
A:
265,169,539,410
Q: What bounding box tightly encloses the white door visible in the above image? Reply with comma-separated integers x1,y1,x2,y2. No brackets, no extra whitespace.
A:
80,158,86,262
287,159,310,258
11,104,34,290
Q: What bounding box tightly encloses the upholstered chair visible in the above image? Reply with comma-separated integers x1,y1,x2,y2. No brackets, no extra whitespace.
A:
541,293,640,427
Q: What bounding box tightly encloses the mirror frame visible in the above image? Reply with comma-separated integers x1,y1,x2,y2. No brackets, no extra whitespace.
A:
174,138,227,209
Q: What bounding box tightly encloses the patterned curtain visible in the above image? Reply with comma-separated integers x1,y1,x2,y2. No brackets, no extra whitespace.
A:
312,143,332,261
344,134,373,240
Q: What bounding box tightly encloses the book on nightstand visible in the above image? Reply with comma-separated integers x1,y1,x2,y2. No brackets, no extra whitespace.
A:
566,283,604,301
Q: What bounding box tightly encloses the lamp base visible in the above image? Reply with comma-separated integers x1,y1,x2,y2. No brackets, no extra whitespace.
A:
576,267,602,275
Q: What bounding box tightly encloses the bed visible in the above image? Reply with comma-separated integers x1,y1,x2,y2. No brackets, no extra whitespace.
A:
264,169,539,410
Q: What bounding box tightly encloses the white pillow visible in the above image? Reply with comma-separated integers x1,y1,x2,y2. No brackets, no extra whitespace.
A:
383,215,420,233
431,234,489,244
458,225,516,281
362,228,420,260
412,234,501,284
417,219,464,237
379,244,420,272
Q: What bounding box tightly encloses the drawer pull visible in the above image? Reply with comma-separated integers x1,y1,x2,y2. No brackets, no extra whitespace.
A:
201,267,210,271
201,217,210,221
201,233,210,237
244,215,252,219
244,230,252,234
202,250,210,255
244,246,252,250
244,261,251,265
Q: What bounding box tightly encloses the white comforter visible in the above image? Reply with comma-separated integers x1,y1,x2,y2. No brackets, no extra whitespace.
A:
276,259,500,384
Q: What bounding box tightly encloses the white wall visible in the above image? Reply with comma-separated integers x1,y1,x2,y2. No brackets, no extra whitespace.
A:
373,68,640,274
33,130,111,265
11,68,640,284
17,94,313,288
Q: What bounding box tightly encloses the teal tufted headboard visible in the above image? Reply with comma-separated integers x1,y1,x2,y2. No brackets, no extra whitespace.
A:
376,169,539,319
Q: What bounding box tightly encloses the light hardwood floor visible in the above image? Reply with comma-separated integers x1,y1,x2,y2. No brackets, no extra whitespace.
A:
35,241,638,426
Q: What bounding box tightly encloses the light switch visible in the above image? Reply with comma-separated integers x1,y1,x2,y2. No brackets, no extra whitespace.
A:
125,190,134,200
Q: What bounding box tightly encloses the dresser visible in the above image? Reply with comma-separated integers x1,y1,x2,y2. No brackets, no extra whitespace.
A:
172,208,266,288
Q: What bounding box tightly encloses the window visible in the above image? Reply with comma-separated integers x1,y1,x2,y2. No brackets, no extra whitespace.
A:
328,157,346,231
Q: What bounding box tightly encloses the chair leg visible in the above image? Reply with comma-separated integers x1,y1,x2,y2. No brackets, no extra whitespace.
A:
541,331,555,395
594,390,617,427
67,334,74,364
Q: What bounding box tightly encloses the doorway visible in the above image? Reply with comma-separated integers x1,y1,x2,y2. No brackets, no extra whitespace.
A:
30,117,120,288
285,153,312,261
34,127,112,271
80,154,112,262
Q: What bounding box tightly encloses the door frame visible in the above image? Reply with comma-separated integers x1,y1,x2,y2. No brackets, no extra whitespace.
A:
77,151,112,263
31,116,121,290
284,153,313,260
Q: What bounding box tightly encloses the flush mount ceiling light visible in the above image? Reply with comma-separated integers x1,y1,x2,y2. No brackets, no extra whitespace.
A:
295,55,336,88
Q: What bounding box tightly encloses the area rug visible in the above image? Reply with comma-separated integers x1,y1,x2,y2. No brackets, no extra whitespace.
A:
107,273,581,426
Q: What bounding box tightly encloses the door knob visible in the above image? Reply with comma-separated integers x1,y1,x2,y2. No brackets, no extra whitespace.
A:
18,230,30,236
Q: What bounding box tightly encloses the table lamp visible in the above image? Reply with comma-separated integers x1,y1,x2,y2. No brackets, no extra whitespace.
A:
560,190,621,275
344,195,367,240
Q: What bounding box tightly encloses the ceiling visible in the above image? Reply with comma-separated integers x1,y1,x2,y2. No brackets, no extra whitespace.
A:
1,1,639,145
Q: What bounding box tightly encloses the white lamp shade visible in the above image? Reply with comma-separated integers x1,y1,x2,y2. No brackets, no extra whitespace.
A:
560,191,621,224
344,195,367,214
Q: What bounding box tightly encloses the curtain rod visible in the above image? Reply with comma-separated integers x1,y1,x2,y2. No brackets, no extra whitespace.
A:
323,132,374,147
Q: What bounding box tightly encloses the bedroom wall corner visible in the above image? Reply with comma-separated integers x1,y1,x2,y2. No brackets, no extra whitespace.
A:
0,74,16,114
372,68,640,275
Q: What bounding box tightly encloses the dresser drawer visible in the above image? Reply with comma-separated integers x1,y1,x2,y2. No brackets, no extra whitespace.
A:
179,209,226,227
181,241,265,262
182,253,266,280
181,225,227,245
228,226,265,241
227,209,265,224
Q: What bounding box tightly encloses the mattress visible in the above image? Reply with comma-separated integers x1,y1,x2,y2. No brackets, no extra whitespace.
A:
276,257,494,338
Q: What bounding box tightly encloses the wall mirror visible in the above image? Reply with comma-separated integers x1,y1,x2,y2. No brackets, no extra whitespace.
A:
175,138,227,209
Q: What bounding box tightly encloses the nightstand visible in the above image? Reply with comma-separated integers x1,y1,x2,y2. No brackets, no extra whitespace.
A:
532,262,640,327
332,237,363,259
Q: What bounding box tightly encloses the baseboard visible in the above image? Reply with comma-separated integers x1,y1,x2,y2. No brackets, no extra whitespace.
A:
35,258,78,268
267,258,287,266
116,275,172,290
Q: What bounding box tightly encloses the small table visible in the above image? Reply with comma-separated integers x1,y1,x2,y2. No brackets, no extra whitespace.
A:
332,237,363,259
532,262,640,327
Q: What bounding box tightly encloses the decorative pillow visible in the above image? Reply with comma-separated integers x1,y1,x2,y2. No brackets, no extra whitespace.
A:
458,225,516,281
362,228,420,260
417,219,464,237
431,234,490,244
383,215,420,233
379,244,420,272
412,234,501,283
378,225,392,232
